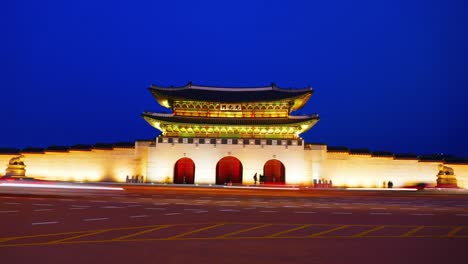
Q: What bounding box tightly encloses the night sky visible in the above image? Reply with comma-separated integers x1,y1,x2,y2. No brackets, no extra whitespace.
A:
2,0,468,157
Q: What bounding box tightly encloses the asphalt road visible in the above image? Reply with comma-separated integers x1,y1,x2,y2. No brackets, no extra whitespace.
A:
1,183,467,264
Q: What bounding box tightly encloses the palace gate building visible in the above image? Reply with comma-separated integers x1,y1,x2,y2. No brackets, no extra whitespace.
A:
1,83,468,188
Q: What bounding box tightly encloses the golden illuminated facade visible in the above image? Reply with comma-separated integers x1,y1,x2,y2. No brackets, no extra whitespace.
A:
142,83,319,139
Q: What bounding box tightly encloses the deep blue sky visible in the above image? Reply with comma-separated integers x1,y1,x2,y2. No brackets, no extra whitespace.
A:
2,0,467,157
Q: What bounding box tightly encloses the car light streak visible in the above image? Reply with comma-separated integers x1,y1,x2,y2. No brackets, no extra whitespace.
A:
0,183,123,191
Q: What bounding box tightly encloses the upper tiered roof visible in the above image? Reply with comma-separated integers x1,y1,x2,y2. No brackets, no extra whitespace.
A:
149,82,313,111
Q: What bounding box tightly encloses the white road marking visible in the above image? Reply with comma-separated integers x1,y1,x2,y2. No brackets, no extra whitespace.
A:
370,212,392,215
295,211,316,214
84,218,108,221
34,209,53,212
283,205,300,208
411,213,434,216
332,212,352,215
32,221,58,225
0,210,19,213
219,209,240,212
193,210,208,213
164,213,181,216
3,202,20,205
130,215,147,218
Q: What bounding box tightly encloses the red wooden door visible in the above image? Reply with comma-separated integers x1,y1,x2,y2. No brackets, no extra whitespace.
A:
263,159,285,184
174,157,195,184
216,156,243,185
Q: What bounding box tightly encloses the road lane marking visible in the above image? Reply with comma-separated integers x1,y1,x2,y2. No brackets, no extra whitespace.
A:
401,226,424,237
112,225,172,241
353,226,385,237
34,209,53,212
84,218,108,222
193,210,208,213
217,224,272,238
411,213,434,216
48,230,109,244
130,215,147,218
219,209,240,212
32,221,58,225
294,211,316,214
3,202,20,205
164,213,181,216
168,223,226,239
0,210,19,213
309,225,349,237
268,224,312,237
447,226,464,237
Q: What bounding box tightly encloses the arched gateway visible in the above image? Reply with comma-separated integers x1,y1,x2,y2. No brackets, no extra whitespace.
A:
263,159,285,184
174,157,195,184
216,156,243,185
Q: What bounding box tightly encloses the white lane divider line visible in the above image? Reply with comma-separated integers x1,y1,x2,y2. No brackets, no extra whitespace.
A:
0,210,19,213
283,205,300,208
411,213,434,216
3,202,20,205
193,210,208,213
84,218,108,221
130,215,148,218
164,213,181,216
219,209,241,212
34,209,54,212
32,221,58,225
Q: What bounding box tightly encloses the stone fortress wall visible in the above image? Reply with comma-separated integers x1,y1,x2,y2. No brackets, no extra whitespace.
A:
1,140,467,189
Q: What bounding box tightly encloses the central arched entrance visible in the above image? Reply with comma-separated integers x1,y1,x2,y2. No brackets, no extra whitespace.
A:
263,159,285,184
216,156,243,185
174,157,195,184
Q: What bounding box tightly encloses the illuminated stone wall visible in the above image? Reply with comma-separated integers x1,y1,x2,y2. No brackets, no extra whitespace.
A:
312,149,468,189
1,140,467,189
146,138,310,185
0,145,148,182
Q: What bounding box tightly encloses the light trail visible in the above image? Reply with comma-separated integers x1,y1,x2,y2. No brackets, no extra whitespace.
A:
0,183,123,191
